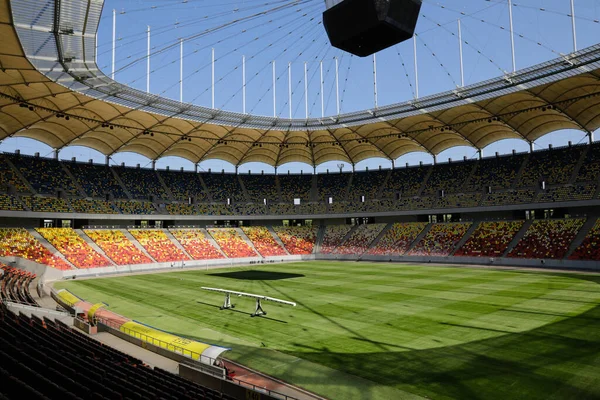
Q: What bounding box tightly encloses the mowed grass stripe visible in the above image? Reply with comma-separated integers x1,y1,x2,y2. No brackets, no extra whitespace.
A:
56,262,600,400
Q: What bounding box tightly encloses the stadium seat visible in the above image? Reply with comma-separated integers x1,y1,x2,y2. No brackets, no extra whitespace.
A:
169,229,224,260
408,222,471,256
455,221,524,257
366,222,427,256
335,224,386,254
207,228,257,258
321,225,353,254
241,226,287,256
273,226,318,254
84,230,153,265
128,230,190,263
0,228,72,270
569,218,600,261
508,218,584,259
36,228,112,269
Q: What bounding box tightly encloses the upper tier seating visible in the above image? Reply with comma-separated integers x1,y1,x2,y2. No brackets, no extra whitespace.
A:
422,161,475,195
115,200,156,215
508,218,584,259
279,174,312,201
0,194,24,211
518,146,584,187
36,228,111,269
317,173,350,201
463,154,525,191
9,155,79,195
159,169,208,202
366,222,427,256
321,225,353,254
0,309,236,400
0,228,72,270
129,230,189,263
350,170,388,199
481,189,536,207
435,193,482,209
207,228,257,258
169,229,224,260
381,166,428,198
201,173,246,202
269,202,326,215
241,226,287,256
21,196,70,213
536,183,596,203
576,143,600,182
408,222,471,256
84,230,153,265
165,203,196,215
455,220,524,257
69,198,118,214
273,226,317,254
0,156,29,192
65,162,128,199
115,166,169,200
335,223,386,254
569,218,600,261
240,174,279,202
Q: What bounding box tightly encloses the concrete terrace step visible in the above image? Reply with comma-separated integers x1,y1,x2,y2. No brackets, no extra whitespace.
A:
451,222,480,256
267,226,291,255
235,228,262,258
75,229,116,266
164,229,193,260
502,219,533,257
27,229,76,269
121,229,157,263
565,216,597,259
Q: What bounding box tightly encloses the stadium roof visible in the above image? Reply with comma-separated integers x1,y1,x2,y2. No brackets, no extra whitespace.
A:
2,0,600,167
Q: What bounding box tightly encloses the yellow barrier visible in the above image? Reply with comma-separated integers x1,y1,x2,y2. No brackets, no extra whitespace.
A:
56,289,81,307
119,321,211,360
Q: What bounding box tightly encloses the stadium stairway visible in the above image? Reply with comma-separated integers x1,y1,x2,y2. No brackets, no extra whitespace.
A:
26,229,76,269
236,175,251,202
120,229,157,262
199,228,228,257
274,176,283,202
375,170,392,199
110,168,133,200
336,224,360,252
155,171,175,201
450,222,480,256
75,229,116,266
60,163,87,198
267,226,291,255
405,223,433,254
163,229,194,259
236,228,261,257
569,146,590,184
501,219,533,257
309,174,318,201
565,217,597,259
512,153,531,187
364,223,393,253
197,175,214,203
416,166,433,196
314,224,325,253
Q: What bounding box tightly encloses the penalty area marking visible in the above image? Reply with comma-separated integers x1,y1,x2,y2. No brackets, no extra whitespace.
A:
201,287,296,317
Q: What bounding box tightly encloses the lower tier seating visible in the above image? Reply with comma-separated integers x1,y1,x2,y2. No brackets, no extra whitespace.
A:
169,229,224,260
455,220,524,257
84,230,153,265
320,225,353,254
129,230,190,263
335,224,386,254
0,228,72,270
241,227,287,257
273,226,317,255
36,228,112,269
508,218,585,259
569,218,600,261
366,222,427,256
207,228,257,258
408,222,471,256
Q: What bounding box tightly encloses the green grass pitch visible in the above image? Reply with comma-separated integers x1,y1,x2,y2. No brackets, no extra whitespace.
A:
55,262,600,400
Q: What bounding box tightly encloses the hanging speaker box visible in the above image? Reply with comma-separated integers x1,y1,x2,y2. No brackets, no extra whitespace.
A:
323,0,422,57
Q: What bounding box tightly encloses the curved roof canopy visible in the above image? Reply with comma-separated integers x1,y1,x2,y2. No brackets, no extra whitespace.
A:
2,0,600,167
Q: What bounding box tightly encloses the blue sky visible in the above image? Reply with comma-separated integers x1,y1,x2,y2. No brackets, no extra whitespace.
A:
2,0,599,173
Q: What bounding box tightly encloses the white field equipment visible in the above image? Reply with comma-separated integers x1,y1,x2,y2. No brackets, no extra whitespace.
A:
201,287,296,317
